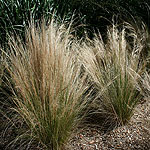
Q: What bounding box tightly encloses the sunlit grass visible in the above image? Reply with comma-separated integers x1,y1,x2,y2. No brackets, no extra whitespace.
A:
80,24,143,126
6,19,88,150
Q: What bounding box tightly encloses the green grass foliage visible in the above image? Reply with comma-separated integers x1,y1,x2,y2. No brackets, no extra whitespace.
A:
1,0,150,46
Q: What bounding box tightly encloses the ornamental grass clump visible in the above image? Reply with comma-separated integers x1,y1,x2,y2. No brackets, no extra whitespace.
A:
6,20,88,150
80,24,143,126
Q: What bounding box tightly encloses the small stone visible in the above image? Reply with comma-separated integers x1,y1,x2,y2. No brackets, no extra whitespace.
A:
89,140,95,144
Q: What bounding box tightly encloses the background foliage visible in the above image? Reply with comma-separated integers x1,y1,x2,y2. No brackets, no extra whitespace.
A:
0,0,150,47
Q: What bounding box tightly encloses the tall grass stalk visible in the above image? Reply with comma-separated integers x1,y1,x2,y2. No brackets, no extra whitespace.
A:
80,24,143,125
6,20,88,150
0,52,5,86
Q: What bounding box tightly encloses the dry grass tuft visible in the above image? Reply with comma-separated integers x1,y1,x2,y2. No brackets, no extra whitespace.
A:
80,24,143,126
6,19,88,150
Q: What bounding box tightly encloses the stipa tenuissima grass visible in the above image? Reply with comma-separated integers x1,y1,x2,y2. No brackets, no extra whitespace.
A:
80,24,143,126
6,19,88,150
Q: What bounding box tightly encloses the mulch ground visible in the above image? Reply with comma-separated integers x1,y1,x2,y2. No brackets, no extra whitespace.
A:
67,101,150,150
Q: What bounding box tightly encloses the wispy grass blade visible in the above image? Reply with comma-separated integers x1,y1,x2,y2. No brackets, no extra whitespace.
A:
0,51,5,87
